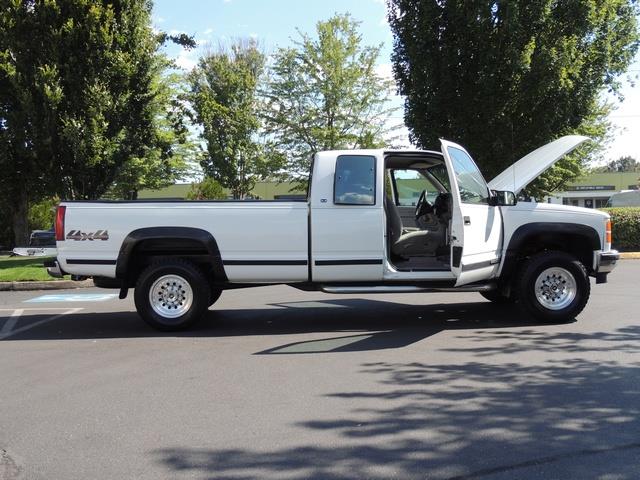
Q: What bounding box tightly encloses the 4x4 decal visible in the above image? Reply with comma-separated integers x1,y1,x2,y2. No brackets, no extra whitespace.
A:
66,230,109,241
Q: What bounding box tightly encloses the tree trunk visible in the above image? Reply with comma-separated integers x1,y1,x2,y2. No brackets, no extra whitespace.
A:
12,187,29,248
126,189,138,200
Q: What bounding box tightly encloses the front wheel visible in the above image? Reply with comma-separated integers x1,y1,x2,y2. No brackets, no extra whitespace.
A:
516,251,590,322
134,260,210,331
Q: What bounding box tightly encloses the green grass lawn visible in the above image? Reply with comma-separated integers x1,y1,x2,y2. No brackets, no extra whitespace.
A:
0,256,66,282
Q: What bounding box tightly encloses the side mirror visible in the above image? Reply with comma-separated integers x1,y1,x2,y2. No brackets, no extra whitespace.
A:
490,190,517,206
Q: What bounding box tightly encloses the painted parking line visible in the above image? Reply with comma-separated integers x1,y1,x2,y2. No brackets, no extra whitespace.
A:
0,309,23,335
25,293,118,303
0,307,83,340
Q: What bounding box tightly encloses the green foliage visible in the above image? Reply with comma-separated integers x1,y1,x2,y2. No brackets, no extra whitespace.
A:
0,256,63,282
388,0,640,197
28,197,59,231
595,155,640,173
602,207,640,250
189,40,283,199
108,72,195,199
264,14,400,183
0,0,191,244
186,178,227,200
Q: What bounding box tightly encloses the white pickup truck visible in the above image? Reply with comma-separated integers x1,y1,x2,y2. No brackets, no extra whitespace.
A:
47,136,619,330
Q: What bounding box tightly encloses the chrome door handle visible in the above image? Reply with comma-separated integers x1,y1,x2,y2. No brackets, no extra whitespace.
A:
464,216,471,225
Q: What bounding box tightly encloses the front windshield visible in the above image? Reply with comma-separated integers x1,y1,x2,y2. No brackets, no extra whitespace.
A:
393,169,439,205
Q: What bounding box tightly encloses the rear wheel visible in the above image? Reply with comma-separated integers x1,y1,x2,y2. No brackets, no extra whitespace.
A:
134,260,209,331
516,251,590,322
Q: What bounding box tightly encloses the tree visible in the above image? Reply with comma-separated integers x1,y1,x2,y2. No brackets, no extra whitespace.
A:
108,72,195,200
388,0,640,196
186,177,227,200
596,155,640,173
189,40,282,199
28,197,59,231
263,14,400,183
0,0,193,245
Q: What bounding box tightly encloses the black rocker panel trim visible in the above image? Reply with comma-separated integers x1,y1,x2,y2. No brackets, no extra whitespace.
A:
67,259,117,265
314,259,383,266
223,260,307,266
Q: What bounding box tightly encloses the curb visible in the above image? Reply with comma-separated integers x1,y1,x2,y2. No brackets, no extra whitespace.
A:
0,279,94,292
619,252,640,259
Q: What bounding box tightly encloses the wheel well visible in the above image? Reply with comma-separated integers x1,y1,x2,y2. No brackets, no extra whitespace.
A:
116,227,227,287
501,228,598,285
517,233,593,270
124,238,215,287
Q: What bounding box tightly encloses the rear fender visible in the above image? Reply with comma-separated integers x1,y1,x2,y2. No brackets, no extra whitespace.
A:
116,227,227,284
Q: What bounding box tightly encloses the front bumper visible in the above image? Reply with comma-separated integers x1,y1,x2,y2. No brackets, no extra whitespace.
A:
592,250,619,283
594,250,619,273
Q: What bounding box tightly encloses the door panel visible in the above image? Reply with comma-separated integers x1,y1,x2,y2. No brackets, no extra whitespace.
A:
310,153,385,282
439,140,502,286
311,206,384,281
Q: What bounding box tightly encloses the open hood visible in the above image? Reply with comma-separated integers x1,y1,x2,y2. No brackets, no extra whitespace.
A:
487,135,590,194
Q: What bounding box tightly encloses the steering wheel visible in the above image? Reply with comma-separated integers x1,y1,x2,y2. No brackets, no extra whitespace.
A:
415,190,434,219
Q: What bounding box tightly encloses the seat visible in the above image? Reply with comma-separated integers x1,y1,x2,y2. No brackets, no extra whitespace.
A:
385,195,443,257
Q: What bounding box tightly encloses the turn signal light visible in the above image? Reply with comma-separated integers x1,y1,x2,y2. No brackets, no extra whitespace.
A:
605,220,612,245
55,206,66,241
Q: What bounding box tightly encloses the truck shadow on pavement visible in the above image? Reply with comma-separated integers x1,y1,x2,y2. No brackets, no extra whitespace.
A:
252,299,558,354
2,297,569,347
153,356,640,479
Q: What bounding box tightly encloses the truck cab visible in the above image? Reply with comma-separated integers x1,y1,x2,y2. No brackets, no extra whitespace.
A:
309,143,502,286
311,137,596,288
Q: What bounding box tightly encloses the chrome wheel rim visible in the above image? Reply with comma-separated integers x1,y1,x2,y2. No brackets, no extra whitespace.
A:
149,274,193,319
534,267,577,311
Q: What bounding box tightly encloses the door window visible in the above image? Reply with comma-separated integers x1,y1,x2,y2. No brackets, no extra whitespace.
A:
447,147,489,204
334,155,376,205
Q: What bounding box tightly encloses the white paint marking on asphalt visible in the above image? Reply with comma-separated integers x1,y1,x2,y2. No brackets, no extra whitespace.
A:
25,293,118,303
0,308,83,340
0,309,24,335
0,307,81,311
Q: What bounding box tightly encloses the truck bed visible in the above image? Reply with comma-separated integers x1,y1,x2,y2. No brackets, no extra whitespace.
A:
57,200,309,282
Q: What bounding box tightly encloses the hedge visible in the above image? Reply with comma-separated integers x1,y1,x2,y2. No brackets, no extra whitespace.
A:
601,207,640,251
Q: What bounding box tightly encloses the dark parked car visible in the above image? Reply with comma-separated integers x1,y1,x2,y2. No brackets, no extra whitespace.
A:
29,229,56,247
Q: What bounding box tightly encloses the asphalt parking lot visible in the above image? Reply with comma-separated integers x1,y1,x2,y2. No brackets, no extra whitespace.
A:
1,261,639,480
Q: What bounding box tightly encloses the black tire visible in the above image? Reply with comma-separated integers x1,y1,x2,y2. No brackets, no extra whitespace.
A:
480,290,515,304
516,251,590,322
209,287,222,307
134,259,209,331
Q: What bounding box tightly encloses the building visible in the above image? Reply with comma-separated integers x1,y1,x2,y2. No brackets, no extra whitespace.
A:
547,172,639,208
